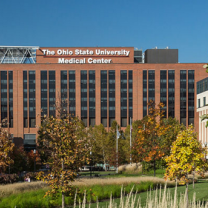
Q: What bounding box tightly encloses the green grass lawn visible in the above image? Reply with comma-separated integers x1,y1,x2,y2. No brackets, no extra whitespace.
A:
1,174,207,208
102,169,166,178
79,171,116,176
85,180,208,208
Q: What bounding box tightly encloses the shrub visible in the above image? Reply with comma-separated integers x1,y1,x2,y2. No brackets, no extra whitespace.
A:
0,174,19,184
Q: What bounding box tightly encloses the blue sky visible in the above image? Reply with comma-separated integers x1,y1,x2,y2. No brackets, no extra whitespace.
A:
0,0,208,63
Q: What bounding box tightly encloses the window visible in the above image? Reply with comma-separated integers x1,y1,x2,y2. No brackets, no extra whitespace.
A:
129,70,133,119
24,134,36,151
148,70,155,102
203,97,206,106
121,71,127,126
81,71,87,120
168,70,175,118
160,70,167,117
89,71,95,125
188,71,194,125
109,70,115,122
198,99,200,108
143,70,147,117
101,71,107,125
180,70,186,125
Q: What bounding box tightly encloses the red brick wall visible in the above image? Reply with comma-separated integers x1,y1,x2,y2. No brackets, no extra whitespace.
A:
0,62,207,143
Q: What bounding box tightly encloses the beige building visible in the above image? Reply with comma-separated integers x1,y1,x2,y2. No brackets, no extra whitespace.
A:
197,77,208,159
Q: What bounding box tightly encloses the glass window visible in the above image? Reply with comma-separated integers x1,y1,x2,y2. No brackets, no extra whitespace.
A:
101,71,107,121
9,71,13,127
29,71,36,127
89,71,95,122
188,70,194,125
69,71,75,116
24,134,36,151
180,70,186,125
129,70,133,119
121,71,127,126
148,70,155,102
160,70,167,118
198,99,200,108
109,70,115,120
168,70,175,118
143,70,147,117
41,71,47,116
1,71,7,126
61,71,67,111
49,71,56,117
81,71,88,122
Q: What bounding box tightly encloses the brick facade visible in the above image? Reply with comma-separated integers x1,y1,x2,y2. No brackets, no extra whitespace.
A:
0,47,207,146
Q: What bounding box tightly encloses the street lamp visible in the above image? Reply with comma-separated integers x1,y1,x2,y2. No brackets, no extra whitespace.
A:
90,151,92,178
34,149,36,172
204,142,207,160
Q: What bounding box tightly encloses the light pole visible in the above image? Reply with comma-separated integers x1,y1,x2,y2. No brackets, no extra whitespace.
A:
204,142,207,160
130,117,132,164
90,151,92,178
34,149,36,172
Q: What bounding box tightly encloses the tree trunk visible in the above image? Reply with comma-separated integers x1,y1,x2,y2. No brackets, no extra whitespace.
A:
153,159,156,177
103,149,107,171
62,192,65,208
185,177,189,208
62,160,65,208
193,171,195,189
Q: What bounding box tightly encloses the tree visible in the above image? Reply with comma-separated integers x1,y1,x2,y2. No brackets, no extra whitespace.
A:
160,117,185,157
9,146,27,173
37,115,90,208
88,124,108,170
0,127,14,173
133,101,170,176
26,149,41,172
165,125,208,208
124,120,143,163
106,121,128,167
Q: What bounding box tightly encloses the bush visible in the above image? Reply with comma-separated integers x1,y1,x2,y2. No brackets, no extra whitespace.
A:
118,163,142,174
0,174,19,184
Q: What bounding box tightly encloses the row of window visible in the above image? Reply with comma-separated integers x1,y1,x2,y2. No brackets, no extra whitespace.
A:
197,77,208,94
0,71,13,127
143,70,195,125
0,70,195,128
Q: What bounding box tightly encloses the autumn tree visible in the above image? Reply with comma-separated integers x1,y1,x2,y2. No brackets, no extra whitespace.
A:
160,117,185,157
37,115,90,208
0,127,14,173
133,101,170,176
9,146,27,173
165,125,208,208
26,149,41,172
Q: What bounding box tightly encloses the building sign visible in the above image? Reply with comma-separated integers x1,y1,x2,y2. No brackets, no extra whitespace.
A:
40,48,131,64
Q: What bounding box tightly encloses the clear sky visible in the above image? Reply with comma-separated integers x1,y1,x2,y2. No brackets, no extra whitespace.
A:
0,0,208,63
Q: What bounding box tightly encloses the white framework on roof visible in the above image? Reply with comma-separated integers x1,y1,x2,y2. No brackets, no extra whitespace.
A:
0,46,39,64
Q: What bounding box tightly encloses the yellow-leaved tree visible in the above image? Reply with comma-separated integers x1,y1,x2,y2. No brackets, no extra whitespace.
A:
165,125,208,208
37,115,90,208
0,127,14,173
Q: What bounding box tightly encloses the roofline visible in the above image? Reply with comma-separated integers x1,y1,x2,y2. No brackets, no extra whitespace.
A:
0,46,39,49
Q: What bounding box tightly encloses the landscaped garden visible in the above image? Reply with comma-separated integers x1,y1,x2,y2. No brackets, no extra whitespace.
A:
1,101,208,207
0,173,208,208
